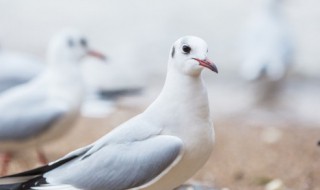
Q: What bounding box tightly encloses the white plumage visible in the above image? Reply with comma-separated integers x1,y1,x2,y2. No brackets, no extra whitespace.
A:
240,0,293,81
0,29,105,175
0,36,218,190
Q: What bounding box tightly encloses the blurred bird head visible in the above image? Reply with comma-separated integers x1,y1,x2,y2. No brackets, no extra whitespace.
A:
47,28,106,66
169,36,218,76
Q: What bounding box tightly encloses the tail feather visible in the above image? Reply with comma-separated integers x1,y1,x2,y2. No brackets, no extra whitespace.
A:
2,155,77,179
31,184,78,190
0,176,46,190
0,176,37,185
0,155,78,190
0,184,21,190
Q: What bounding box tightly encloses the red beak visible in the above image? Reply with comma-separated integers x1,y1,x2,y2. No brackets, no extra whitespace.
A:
193,58,218,73
87,50,107,61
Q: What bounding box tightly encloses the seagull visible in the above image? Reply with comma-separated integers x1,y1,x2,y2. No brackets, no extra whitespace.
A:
0,49,43,93
239,0,294,106
240,0,293,81
0,29,105,176
0,36,218,190
0,40,141,119
0,45,142,118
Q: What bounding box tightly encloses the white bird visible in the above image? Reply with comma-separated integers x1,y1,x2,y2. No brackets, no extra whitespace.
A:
0,46,142,118
0,29,105,176
240,0,293,81
0,36,218,190
0,39,140,119
0,49,43,93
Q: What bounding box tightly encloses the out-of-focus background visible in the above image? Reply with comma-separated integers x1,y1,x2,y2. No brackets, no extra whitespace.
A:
0,0,319,189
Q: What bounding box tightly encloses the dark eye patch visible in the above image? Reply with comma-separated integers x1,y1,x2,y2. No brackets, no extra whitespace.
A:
171,47,175,58
182,45,191,54
80,38,87,47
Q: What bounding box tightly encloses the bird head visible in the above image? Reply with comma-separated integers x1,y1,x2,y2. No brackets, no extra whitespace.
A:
169,36,218,76
47,29,106,65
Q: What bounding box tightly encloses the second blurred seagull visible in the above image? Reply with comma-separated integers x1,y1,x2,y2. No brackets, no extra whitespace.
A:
0,29,105,175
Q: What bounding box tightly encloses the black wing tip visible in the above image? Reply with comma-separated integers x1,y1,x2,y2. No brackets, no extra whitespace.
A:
0,176,47,190
2,155,78,179
21,176,47,189
0,183,21,190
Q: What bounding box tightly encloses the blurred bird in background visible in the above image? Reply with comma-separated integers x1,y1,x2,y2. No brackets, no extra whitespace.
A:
0,43,143,119
240,0,294,107
0,29,106,176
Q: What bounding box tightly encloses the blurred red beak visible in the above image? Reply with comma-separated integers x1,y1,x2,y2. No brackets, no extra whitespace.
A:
193,58,218,73
87,50,107,61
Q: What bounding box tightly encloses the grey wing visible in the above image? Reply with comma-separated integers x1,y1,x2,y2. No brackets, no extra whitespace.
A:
45,135,183,190
0,53,43,93
0,77,29,93
0,92,68,141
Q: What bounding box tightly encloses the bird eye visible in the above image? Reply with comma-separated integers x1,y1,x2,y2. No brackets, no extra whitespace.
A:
68,39,74,47
80,38,87,47
182,45,191,54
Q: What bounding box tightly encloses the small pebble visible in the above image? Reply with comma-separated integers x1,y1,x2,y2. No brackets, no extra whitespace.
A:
261,128,282,144
186,186,194,190
265,179,286,190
